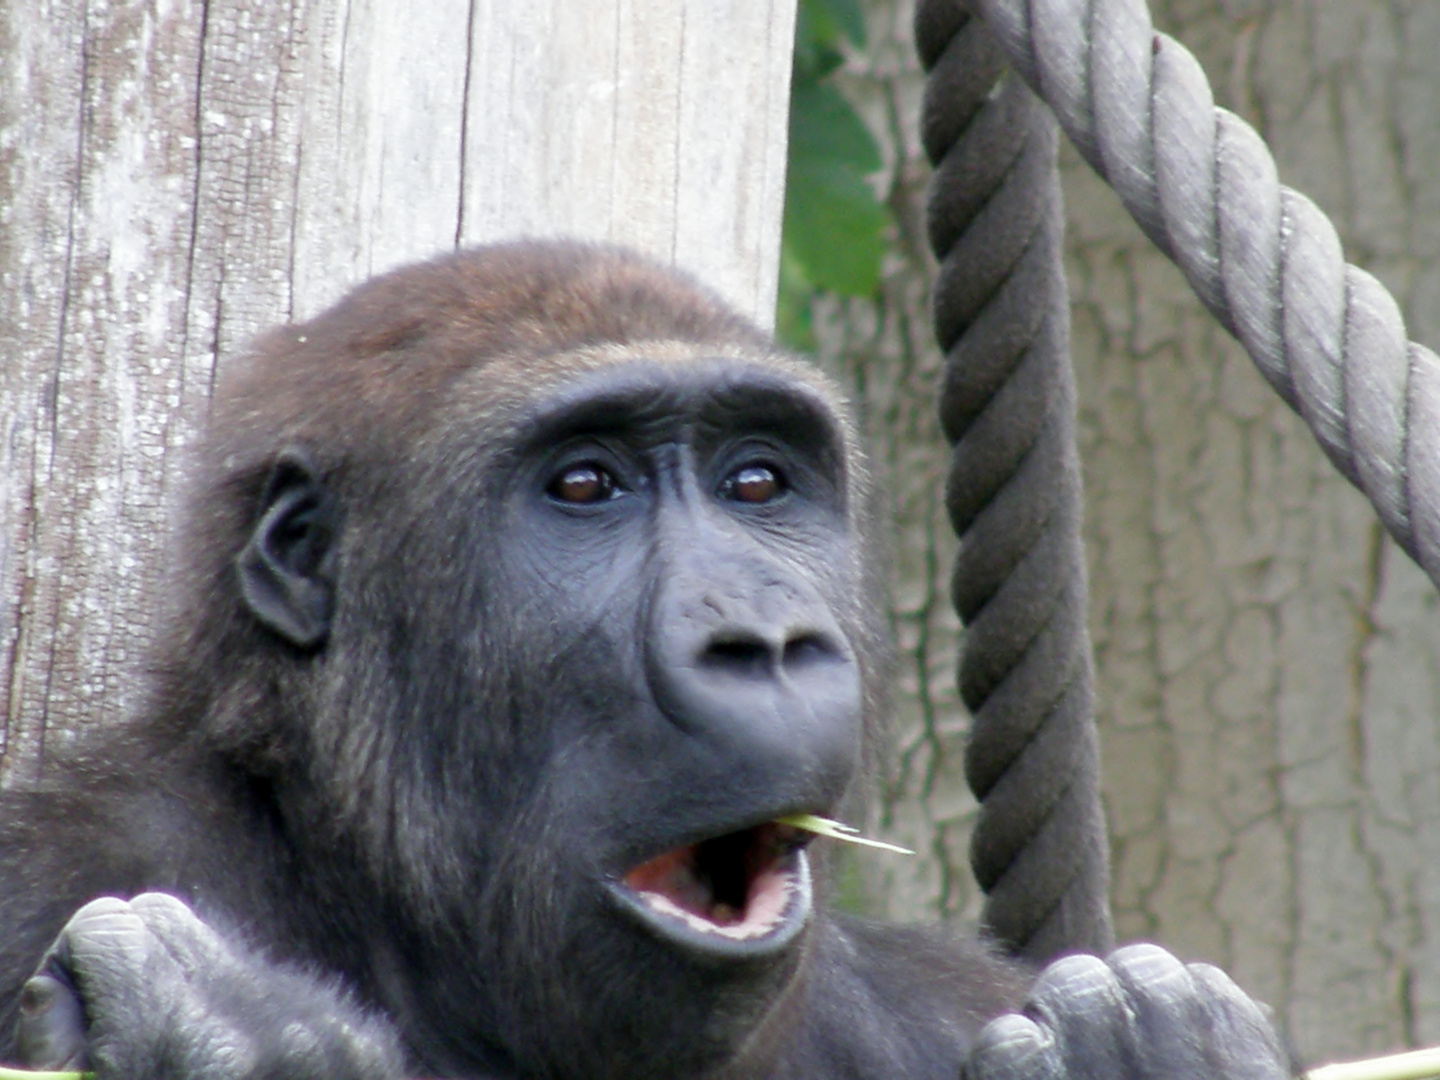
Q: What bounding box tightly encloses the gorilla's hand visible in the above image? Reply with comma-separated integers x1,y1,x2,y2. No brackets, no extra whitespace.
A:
15,893,404,1080
965,944,1291,1080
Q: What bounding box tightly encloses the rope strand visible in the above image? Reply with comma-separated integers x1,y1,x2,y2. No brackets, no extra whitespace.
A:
917,4,1113,962
971,0,1440,590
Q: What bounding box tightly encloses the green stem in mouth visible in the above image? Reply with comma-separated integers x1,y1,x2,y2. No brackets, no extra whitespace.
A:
774,814,914,855
1307,1047,1440,1080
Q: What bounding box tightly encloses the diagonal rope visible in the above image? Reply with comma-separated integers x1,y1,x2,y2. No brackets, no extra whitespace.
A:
916,2,1113,962
966,0,1440,592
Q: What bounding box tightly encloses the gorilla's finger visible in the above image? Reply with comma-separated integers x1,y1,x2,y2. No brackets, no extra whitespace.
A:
965,1014,1064,1080
54,896,154,1004
1188,963,1291,1080
16,968,88,1072
1106,944,1210,1080
1026,953,1135,1077
129,892,232,976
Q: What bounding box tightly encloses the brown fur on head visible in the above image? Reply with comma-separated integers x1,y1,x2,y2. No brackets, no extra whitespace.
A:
212,241,772,462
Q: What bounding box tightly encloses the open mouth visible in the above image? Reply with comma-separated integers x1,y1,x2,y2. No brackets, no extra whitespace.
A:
612,822,814,950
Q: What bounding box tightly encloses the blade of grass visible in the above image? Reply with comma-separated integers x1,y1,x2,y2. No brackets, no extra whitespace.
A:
1309,1048,1440,1080
775,814,914,855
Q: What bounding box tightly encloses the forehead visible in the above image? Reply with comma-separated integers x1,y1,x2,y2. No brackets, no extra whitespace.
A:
436,341,858,452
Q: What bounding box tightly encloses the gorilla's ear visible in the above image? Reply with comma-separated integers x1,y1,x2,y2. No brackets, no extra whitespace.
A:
236,447,338,650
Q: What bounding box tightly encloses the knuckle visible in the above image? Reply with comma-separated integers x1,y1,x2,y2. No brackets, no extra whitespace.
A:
968,1014,1061,1080
1107,943,1196,1008
68,895,137,929
62,897,149,958
1029,953,1121,1016
131,892,206,937
1186,960,1246,999
131,891,194,916
1107,942,1184,977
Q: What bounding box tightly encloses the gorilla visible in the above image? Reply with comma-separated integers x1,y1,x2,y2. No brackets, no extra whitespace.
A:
0,243,1290,1080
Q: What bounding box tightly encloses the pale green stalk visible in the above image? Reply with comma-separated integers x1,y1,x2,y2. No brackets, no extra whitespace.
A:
775,814,914,855
1308,1048,1440,1080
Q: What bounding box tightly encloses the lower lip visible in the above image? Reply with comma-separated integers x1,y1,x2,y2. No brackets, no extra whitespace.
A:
608,851,813,959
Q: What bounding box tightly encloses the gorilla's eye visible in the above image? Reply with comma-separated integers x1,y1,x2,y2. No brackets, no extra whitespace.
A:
548,463,619,504
721,464,784,504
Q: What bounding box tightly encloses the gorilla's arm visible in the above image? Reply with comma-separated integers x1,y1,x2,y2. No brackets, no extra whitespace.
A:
12,897,1292,1080
14,894,405,1080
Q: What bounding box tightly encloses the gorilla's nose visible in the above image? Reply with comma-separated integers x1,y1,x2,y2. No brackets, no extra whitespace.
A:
697,624,842,680
647,570,863,800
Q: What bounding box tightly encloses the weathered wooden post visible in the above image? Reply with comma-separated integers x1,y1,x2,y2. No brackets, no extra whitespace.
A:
0,0,797,783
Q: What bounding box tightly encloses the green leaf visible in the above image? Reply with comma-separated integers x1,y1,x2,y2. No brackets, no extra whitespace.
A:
789,81,881,172
780,0,890,343
792,28,844,81
783,155,888,296
775,249,818,352
815,0,867,48
797,0,866,52
793,0,860,79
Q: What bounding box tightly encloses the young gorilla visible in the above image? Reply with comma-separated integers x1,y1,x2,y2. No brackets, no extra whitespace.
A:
0,243,1289,1080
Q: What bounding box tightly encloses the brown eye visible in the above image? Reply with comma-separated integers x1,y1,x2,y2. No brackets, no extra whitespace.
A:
722,464,783,504
549,463,617,504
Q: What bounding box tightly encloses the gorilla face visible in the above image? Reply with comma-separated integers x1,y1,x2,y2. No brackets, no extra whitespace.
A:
234,342,871,1078
507,360,862,918
482,356,865,1077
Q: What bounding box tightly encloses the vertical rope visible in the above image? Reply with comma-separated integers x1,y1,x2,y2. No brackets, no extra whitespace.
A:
915,2,1113,961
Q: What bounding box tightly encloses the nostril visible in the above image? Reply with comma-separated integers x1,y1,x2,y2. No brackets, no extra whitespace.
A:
702,636,773,676
698,632,841,678
782,633,837,670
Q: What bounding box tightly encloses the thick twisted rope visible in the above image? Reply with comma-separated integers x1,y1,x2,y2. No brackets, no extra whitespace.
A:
916,2,1113,962
966,0,1440,591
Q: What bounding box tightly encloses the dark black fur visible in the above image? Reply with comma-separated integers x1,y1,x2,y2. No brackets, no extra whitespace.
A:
0,243,1289,1080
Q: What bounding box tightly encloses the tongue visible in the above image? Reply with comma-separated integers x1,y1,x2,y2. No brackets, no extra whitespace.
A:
623,844,737,923
622,825,806,938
